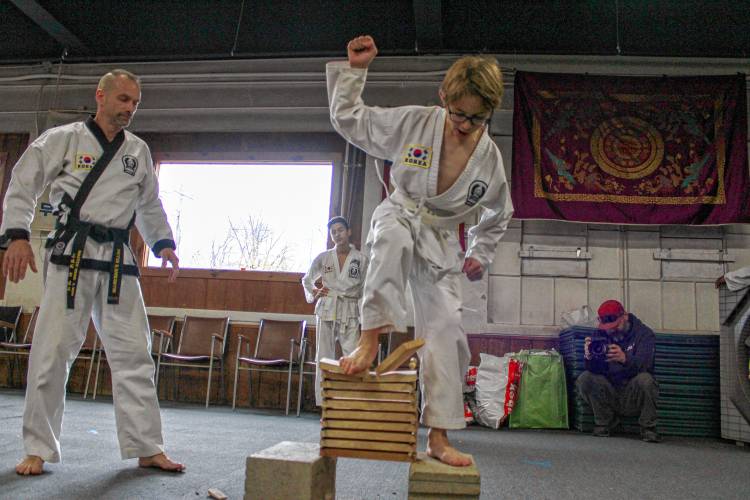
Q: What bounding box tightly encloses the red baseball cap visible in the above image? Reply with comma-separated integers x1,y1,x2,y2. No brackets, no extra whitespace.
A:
598,299,625,329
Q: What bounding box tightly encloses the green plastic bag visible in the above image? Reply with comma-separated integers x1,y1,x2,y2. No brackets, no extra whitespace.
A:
509,349,569,429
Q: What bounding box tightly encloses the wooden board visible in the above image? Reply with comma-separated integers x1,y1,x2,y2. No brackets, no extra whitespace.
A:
375,338,425,375
322,409,418,423
321,439,415,454
323,399,415,413
320,358,418,382
322,389,416,403
322,429,416,443
408,452,480,484
409,479,481,495
322,419,417,433
320,447,415,463
322,380,416,393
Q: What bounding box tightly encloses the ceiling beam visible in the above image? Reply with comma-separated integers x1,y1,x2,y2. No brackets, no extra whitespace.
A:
412,0,442,53
10,0,88,54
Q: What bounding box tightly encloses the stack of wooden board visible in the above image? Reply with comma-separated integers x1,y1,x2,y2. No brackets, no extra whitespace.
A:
319,339,424,462
408,452,481,499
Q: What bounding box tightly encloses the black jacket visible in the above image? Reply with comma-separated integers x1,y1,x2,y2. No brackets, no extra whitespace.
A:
585,313,655,387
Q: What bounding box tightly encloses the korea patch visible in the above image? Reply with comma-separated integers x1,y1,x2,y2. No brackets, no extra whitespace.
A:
75,153,97,170
402,144,432,169
122,155,138,176
348,259,361,279
465,180,488,207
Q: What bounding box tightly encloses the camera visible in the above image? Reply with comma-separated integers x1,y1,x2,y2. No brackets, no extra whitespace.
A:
588,330,610,374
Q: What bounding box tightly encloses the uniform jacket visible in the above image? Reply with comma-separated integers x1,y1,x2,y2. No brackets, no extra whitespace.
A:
302,245,368,322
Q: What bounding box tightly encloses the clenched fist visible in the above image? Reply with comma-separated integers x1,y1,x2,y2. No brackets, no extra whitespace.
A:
347,35,378,69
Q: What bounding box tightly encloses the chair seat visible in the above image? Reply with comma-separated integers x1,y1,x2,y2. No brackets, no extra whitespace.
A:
161,353,220,362
238,357,290,366
0,342,31,350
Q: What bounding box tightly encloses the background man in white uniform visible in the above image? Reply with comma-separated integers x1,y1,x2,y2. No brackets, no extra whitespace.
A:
2,70,184,475
328,36,513,466
716,266,750,291
302,216,367,406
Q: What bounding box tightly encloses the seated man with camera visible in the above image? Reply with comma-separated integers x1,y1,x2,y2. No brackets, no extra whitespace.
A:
575,299,660,443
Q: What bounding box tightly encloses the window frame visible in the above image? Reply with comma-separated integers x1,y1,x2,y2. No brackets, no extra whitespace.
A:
133,150,343,279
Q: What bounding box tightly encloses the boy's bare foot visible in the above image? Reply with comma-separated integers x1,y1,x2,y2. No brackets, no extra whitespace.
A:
15,455,44,475
138,453,185,472
339,330,381,375
426,428,473,467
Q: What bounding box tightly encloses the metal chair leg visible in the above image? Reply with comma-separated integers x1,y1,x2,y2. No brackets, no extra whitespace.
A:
84,343,98,399
296,362,304,417
285,362,293,416
207,358,214,409
92,349,103,400
232,349,241,409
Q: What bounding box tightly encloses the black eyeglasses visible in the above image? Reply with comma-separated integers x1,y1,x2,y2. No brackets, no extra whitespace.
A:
599,314,623,324
447,108,491,127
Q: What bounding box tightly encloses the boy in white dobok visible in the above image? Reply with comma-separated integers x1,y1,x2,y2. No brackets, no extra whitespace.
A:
302,216,368,406
327,36,514,466
2,70,183,475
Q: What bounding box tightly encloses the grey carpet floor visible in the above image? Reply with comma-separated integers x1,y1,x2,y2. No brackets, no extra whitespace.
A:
1,389,749,499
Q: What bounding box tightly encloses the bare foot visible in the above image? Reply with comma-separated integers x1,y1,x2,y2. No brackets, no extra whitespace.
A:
138,453,185,473
16,455,44,475
339,330,380,375
426,428,473,467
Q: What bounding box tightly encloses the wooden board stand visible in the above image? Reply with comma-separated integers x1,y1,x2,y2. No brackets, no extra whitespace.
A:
320,339,424,462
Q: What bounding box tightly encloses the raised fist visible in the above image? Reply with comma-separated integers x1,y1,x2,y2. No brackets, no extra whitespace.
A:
347,35,378,69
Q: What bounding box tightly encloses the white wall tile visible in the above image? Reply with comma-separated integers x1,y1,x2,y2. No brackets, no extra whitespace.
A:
488,276,520,324
660,236,723,250
588,280,624,312
521,277,554,325
726,234,750,271
660,226,723,238
662,282,697,331
628,281,662,330
696,282,720,332
490,227,521,275
588,230,622,279
554,278,588,325
627,231,660,279
522,220,587,236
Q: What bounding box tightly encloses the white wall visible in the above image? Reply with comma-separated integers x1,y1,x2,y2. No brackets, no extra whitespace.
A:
1,54,748,333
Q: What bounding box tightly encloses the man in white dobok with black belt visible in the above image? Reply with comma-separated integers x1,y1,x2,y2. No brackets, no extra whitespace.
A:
302,216,368,406
1,69,184,475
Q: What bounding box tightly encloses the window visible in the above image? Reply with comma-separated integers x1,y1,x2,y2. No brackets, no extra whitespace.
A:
148,161,333,272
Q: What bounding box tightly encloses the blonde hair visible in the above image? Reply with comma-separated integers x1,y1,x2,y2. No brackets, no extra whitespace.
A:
440,56,503,112
98,69,141,91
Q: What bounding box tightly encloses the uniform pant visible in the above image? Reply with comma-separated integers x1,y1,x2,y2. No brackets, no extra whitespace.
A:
361,205,470,430
314,316,360,406
576,371,659,429
23,251,164,463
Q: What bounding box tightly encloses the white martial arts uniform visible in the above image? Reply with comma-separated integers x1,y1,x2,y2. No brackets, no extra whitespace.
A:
327,61,514,429
725,266,750,292
0,118,175,463
302,244,367,405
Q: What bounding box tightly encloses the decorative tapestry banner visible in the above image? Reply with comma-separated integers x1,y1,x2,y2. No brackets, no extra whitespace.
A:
511,71,748,224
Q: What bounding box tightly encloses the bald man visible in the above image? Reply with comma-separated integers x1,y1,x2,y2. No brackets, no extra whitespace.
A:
1,69,184,475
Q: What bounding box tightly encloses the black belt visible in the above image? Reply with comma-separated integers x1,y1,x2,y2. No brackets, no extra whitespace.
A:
46,216,139,309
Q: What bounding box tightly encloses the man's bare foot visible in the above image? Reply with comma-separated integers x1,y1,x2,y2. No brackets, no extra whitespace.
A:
15,455,44,475
339,330,380,375
138,453,185,473
426,428,473,467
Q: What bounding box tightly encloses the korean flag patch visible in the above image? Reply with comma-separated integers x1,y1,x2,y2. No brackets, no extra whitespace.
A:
75,154,97,170
402,144,432,169
122,155,138,176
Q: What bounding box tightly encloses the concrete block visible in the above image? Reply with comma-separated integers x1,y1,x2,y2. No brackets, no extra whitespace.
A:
626,231,660,279
662,282,697,330
726,234,750,270
488,276,520,324
489,227,521,275
521,277,554,325
245,441,335,500
628,281,662,330
554,278,588,325
662,261,724,280
588,230,622,279
588,280,623,312
521,258,587,278
522,220,587,236
660,226,723,238
695,283,720,332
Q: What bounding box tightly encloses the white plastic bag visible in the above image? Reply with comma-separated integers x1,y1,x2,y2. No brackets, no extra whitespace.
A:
473,353,510,429
560,305,599,328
